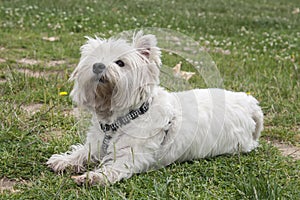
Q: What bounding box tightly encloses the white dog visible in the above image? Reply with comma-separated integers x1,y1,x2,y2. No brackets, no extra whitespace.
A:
47,32,263,185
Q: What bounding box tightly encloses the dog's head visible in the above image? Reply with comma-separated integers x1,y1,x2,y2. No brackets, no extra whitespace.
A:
70,31,161,120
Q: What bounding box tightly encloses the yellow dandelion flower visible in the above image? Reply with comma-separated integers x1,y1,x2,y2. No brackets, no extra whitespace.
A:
59,91,68,96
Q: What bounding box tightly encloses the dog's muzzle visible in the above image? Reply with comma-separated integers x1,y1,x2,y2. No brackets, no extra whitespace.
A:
93,63,107,83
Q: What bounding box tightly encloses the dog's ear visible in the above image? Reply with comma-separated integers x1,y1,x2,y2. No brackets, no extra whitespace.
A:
132,31,157,58
132,31,161,66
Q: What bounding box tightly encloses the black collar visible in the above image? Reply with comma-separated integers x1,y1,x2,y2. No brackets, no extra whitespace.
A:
99,101,149,132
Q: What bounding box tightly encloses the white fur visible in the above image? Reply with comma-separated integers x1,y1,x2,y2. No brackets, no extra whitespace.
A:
47,32,263,185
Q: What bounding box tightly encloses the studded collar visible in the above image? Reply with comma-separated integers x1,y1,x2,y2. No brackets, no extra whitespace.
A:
99,101,149,133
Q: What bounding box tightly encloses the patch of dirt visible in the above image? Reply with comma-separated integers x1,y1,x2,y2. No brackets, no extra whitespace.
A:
17,58,68,68
0,79,7,83
21,103,44,114
17,58,40,65
268,140,300,160
15,59,70,78
0,47,5,51
15,68,66,79
16,68,43,78
0,58,6,63
47,60,66,67
0,177,19,194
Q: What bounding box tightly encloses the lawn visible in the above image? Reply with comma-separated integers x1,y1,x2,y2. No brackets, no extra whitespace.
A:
0,0,299,199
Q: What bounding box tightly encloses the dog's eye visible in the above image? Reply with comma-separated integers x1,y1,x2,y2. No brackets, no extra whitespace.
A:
115,60,125,67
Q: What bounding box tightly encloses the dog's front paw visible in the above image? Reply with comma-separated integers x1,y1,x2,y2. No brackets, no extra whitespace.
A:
71,171,110,186
47,154,69,172
47,154,84,173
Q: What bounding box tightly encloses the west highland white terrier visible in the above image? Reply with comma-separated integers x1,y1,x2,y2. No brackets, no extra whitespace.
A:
47,31,263,185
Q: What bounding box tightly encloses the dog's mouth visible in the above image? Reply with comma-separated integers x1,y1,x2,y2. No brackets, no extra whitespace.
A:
95,73,108,84
99,76,106,83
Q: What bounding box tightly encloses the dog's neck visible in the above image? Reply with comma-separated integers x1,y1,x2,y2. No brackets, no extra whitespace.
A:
96,100,150,160
98,101,150,132
94,97,152,125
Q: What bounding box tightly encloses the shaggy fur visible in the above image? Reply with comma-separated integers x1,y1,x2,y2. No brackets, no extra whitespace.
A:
47,32,263,185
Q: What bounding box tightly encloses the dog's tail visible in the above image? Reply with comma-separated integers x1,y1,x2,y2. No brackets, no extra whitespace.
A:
251,99,264,141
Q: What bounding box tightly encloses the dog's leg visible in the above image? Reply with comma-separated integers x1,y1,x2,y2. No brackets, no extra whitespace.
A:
47,125,104,173
71,147,151,185
72,164,132,186
47,144,90,173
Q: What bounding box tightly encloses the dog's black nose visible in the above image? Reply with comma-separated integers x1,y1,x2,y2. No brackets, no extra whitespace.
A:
93,63,106,74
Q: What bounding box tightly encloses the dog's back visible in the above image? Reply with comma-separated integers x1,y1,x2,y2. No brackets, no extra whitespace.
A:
166,88,263,162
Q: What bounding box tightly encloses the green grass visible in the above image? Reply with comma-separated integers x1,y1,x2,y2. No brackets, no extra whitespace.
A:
0,0,299,199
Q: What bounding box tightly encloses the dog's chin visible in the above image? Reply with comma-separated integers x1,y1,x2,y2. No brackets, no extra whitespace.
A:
95,76,114,101
93,79,115,119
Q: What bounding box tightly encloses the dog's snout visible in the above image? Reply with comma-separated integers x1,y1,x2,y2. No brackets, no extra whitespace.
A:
93,63,106,74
